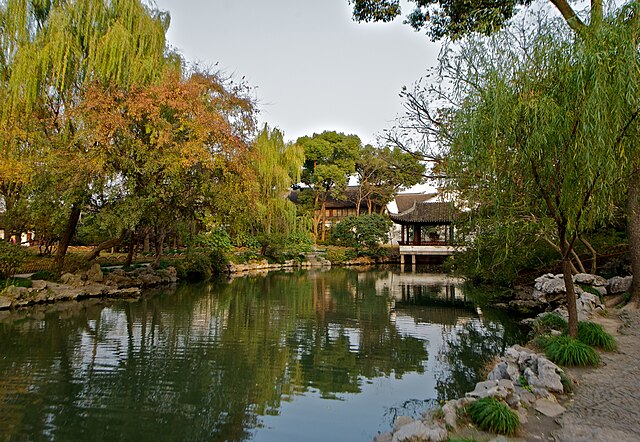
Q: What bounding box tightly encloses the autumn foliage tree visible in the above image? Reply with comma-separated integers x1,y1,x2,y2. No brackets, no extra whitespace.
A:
78,69,255,265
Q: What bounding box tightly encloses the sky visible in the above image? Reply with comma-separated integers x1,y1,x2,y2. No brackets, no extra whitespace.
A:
153,0,441,145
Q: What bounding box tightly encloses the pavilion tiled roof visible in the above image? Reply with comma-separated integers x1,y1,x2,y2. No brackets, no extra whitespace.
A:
394,192,438,213
389,201,458,224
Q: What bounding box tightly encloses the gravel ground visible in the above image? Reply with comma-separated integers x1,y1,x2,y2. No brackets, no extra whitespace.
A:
550,308,640,442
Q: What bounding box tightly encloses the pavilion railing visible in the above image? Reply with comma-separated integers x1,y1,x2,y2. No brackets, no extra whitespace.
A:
398,240,451,246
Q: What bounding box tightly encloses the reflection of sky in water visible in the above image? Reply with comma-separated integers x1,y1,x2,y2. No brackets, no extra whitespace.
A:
255,372,435,442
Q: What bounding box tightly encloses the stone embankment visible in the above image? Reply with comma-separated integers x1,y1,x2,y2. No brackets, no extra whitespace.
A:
506,272,632,317
0,263,177,310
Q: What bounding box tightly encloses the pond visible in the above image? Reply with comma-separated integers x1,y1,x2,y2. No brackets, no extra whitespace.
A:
0,267,525,441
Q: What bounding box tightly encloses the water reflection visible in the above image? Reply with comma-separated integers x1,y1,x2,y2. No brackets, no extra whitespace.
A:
0,268,524,441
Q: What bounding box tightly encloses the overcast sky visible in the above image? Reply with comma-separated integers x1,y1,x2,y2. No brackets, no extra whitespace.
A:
153,0,441,145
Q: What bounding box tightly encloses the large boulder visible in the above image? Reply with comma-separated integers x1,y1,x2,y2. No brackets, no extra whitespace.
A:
86,263,104,283
573,273,608,287
466,379,515,400
0,296,12,309
608,276,633,294
60,273,84,287
391,421,447,442
524,357,563,393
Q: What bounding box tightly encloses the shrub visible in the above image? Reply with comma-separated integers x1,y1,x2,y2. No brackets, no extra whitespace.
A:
194,227,233,253
533,313,568,335
330,214,392,251
0,241,29,279
467,397,519,435
325,249,348,263
2,277,33,288
545,336,600,366
176,252,212,280
31,270,60,282
577,321,617,351
208,249,229,274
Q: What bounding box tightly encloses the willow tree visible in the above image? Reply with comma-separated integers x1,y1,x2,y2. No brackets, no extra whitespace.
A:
0,0,172,270
445,18,637,336
250,124,304,235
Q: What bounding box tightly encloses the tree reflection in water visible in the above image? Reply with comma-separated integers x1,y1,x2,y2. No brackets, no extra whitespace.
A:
0,268,523,441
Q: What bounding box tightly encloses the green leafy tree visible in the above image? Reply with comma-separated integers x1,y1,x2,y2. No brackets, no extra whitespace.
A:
330,213,393,253
297,131,361,242
355,145,425,215
349,0,606,40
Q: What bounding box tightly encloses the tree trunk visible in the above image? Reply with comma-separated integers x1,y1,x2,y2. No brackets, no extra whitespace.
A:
152,228,166,268
85,229,126,261
628,168,640,307
125,232,135,267
562,257,579,337
143,231,150,253
54,205,82,272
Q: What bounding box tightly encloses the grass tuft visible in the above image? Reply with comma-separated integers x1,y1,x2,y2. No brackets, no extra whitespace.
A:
533,313,568,335
467,397,519,436
545,336,600,366
577,321,617,351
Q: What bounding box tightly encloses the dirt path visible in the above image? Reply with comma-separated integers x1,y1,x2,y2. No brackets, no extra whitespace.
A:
548,308,640,442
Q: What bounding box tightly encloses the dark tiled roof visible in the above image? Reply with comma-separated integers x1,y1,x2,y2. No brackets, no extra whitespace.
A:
390,201,457,224
395,192,438,212
288,186,384,210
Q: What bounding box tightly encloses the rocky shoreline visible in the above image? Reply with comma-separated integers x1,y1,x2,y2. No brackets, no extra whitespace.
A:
0,264,178,310
0,254,395,311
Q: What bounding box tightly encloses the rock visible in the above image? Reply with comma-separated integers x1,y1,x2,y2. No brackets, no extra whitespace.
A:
534,398,566,418
393,416,414,432
487,361,509,381
573,273,608,287
373,432,393,442
466,380,514,400
515,406,529,424
520,317,536,327
608,276,633,294
392,421,447,442
514,387,536,407
2,285,29,299
0,296,12,309
31,280,48,290
86,263,104,282
442,400,458,430
505,390,521,407
509,299,546,314
536,275,567,294
60,273,84,287
535,357,564,393
514,285,534,300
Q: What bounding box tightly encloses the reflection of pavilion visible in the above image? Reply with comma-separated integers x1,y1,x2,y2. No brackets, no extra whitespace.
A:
375,272,465,301
375,272,479,326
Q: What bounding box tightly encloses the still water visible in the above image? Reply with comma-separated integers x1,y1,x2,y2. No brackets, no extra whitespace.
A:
0,268,524,441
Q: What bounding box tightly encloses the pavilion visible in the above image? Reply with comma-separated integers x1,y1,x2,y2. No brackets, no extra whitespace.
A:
389,201,460,270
